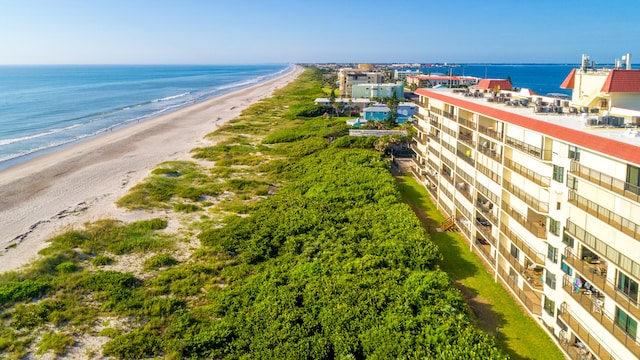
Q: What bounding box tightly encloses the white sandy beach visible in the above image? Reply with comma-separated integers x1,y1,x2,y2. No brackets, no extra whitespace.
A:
0,65,303,274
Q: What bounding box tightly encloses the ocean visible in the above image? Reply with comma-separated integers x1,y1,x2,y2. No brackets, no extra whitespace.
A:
0,63,587,170
423,64,578,97
0,64,290,170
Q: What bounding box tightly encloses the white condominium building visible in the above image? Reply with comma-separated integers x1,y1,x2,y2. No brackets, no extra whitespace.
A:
409,60,640,359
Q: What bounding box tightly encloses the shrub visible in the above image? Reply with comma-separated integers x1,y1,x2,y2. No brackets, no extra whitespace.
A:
0,280,48,305
55,262,78,274
102,327,162,359
91,255,114,266
36,332,74,355
144,254,178,270
174,203,201,213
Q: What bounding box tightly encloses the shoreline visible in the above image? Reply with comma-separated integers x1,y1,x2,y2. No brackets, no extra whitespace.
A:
0,65,303,273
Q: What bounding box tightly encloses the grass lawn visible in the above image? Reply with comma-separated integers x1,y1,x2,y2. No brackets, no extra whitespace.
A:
395,174,565,360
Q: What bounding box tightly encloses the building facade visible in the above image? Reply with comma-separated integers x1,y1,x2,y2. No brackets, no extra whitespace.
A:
410,81,640,359
351,82,404,99
338,68,385,96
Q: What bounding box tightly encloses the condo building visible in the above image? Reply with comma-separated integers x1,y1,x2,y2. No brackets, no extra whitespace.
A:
409,56,640,360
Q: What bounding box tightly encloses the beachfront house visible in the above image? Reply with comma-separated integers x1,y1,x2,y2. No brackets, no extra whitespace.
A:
363,104,390,121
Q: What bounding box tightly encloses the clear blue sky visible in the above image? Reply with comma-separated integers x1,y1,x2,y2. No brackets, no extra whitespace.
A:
1,0,638,65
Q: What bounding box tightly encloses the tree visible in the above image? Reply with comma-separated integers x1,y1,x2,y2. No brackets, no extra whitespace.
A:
384,92,399,129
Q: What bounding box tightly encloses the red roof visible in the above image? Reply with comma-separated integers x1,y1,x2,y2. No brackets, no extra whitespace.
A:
560,68,575,89
476,79,513,91
415,88,640,165
601,69,640,92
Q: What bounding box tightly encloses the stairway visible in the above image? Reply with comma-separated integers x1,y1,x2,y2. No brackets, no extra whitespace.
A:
440,216,458,232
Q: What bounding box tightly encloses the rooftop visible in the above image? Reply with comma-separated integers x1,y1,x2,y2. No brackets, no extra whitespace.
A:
416,87,640,165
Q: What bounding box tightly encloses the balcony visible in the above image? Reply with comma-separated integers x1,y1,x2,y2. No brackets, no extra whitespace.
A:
413,119,427,132
562,277,640,357
427,158,439,173
475,217,496,246
568,190,640,241
443,111,455,120
503,179,549,213
477,145,501,162
558,305,614,360
505,135,552,161
410,166,426,183
427,133,440,142
503,157,551,187
429,117,441,129
456,149,474,166
476,162,501,185
474,239,495,264
499,223,545,265
563,248,607,291
413,133,427,146
458,116,476,131
501,201,547,239
458,132,476,148
441,156,455,171
478,124,503,142
455,180,473,203
570,160,640,204
498,267,542,316
498,244,525,274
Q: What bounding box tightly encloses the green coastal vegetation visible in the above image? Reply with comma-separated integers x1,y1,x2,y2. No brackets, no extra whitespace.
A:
0,68,560,359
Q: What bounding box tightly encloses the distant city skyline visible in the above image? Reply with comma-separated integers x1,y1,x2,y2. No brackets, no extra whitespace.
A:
1,0,639,65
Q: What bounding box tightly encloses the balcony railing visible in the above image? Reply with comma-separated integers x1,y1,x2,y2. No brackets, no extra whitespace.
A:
565,251,640,323
458,133,476,148
501,201,547,239
443,111,455,120
427,133,440,142
476,162,501,185
474,241,495,263
500,223,545,265
498,268,542,316
456,149,474,166
498,244,524,273
441,140,456,155
429,117,441,129
568,190,640,241
478,124,503,141
503,157,551,187
413,119,427,132
458,117,476,130
440,156,456,170
427,158,439,173
570,160,640,204
413,133,427,146
503,179,550,213
477,145,501,162
558,304,614,360
477,182,499,206
567,218,640,288
410,166,426,182
442,125,456,138
505,135,552,161
476,223,496,246
562,277,640,357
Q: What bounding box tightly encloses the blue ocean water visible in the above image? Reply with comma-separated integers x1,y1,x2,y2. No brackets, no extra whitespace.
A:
423,64,578,97
0,64,290,169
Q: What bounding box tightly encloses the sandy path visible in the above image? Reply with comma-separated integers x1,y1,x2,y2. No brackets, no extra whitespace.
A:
0,65,303,273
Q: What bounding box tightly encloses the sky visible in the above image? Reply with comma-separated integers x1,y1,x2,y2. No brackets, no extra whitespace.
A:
1,0,639,65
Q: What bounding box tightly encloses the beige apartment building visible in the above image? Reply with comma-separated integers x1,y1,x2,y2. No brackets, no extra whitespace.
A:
409,59,640,360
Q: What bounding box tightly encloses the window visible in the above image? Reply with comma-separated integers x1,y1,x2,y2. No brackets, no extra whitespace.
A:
567,174,578,190
556,202,561,210
568,145,581,161
561,255,573,276
562,233,575,247
615,307,638,339
617,271,639,302
510,244,519,259
547,244,558,263
544,296,555,316
553,165,564,183
545,270,556,289
549,219,561,236
626,165,640,196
